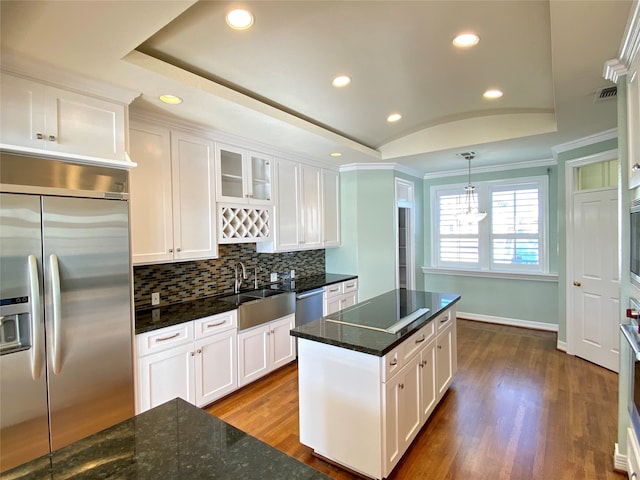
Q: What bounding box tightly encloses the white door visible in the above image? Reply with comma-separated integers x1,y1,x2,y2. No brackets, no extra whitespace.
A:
274,159,300,250
300,164,322,248
237,325,270,386
270,315,296,369
194,330,237,407
571,188,619,371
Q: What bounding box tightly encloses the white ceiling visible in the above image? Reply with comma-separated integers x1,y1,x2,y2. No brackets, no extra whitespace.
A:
0,0,633,174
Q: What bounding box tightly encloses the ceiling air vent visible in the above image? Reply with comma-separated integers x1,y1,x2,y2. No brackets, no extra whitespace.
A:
594,86,617,102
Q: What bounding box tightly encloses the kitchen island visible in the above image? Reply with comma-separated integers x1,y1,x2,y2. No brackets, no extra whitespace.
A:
3,398,329,479
291,289,460,480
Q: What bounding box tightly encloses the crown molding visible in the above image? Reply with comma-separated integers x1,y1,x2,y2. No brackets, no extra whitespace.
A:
423,157,556,180
604,1,640,81
0,49,140,104
551,128,617,156
339,162,423,178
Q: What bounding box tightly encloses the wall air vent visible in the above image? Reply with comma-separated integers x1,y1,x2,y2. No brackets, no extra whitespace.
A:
594,86,617,102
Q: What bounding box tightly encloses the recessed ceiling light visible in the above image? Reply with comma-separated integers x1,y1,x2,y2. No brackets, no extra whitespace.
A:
387,113,402,123
483,89,503,99
226,9,254,30
159,94,183,105
330,152,342,157
332,75,351,88
453,33,480,47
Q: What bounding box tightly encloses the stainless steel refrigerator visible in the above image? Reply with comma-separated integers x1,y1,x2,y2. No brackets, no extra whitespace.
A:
0,153,134,472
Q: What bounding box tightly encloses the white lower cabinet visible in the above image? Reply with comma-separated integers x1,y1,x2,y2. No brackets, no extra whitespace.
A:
323,279,358,315
628,427,640,479
136,311,237,413
298,306,457,480
238,314,296,387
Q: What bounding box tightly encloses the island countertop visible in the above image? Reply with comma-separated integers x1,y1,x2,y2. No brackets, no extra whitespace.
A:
290,289,460,356
3,398,329,480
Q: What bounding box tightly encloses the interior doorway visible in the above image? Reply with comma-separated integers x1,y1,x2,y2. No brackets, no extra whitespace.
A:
566,152,619,372
395,178,415,290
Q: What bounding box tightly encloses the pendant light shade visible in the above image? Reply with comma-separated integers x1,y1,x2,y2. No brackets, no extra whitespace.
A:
457,152,487,223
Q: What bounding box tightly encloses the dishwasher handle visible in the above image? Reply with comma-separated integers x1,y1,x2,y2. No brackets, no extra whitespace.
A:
296,288,324,300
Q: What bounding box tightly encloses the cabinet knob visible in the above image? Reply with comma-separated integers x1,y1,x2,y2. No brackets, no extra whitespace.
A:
176,248,181,252
36,133,44,140
190,351,195,357
197,349,202,354
399,383,404,390
573,281,582,287
48,135,56,142
168,249,173,253
437,345,442,350
633,163,640,172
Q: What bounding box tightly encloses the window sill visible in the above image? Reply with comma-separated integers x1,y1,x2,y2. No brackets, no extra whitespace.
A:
421,267,558,282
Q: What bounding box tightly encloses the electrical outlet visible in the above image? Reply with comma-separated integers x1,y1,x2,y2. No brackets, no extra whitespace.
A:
151,292,160,306
290,269,296,279
270,273,278,282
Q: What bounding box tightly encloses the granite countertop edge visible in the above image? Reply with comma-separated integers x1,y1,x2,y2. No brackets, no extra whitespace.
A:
291,294,461,357
135,273,358,335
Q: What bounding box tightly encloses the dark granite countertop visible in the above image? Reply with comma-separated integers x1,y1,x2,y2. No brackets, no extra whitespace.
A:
135,273,357,334
3,398,330,480
290,289,461,356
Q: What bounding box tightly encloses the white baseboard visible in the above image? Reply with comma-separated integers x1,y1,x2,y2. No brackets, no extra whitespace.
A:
457,311,559,332
614,442,628,473
556,340,568,352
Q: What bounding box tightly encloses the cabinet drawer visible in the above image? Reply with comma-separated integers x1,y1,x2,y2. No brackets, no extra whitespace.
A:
342,279,358,294
435,309,453,333
324,283,343,299
381,344,404,383
137,322,194,357
194,310,237,339
402,321,436,363
629,428,640,480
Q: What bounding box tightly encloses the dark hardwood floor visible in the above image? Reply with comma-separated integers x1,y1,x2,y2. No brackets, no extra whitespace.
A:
206,319,625,479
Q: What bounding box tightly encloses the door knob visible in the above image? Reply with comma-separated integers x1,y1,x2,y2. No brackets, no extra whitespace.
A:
573,281,582,287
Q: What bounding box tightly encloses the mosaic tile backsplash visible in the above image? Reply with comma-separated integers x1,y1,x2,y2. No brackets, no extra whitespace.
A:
133,244,326,309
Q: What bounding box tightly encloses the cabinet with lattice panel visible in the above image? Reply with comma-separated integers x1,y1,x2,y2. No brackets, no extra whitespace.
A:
218,205,271,243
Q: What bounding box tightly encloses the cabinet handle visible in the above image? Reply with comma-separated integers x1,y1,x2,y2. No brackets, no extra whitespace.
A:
329,288,339,293
399,383,404,390
415,334,426,344
632,163,640,172
206,320,226,328
437,345,442,350
631,473,637,480
48,135,56,142
36,132,44,140
156,332,180,342
440,316,448,323
389,358,398,366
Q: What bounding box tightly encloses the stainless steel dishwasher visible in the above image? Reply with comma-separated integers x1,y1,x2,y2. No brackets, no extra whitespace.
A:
295,288,324,327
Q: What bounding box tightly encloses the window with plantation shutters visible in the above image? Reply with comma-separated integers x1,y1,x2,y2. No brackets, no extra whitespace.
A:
437,191,480,267
432,176,548,273
490,185,541,269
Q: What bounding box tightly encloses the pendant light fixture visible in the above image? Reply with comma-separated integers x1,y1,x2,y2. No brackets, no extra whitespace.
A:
456,152,487,223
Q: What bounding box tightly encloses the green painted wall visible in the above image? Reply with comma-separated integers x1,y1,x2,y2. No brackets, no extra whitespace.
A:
326,169,425,301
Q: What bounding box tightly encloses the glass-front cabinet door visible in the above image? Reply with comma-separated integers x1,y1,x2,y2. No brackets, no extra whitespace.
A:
217,144,246,202
215,143,273,205
249,153,272,203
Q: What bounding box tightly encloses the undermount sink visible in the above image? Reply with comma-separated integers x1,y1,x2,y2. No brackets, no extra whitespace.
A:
218,289,295,330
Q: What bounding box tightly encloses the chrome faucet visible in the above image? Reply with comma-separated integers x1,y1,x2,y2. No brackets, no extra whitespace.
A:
254,265,262,289
234,262,247,293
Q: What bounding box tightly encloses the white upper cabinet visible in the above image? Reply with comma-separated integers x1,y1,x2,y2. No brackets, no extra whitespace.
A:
215,142,273,205
273,158,301,250
258,159,340,253
628,56,640,189
300,164,323,249
322,169,340,247
129,119,217,264
0,72,129,166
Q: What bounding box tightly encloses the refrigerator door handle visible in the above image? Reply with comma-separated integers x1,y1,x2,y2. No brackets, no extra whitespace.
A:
49,254,62,374
27,255,44,380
